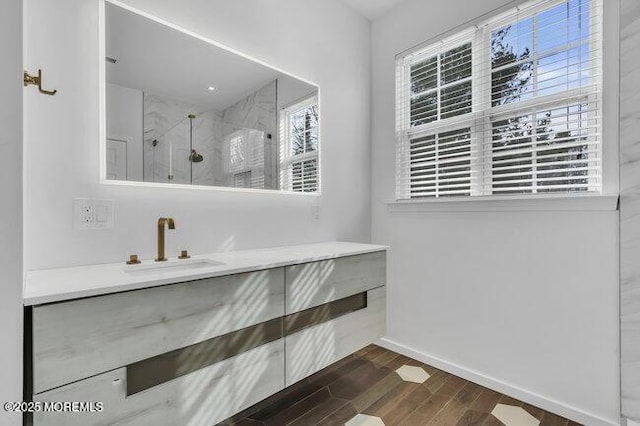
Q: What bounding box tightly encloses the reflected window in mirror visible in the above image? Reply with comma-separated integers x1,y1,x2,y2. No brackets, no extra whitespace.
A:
279,96,319,192
224,128,266,189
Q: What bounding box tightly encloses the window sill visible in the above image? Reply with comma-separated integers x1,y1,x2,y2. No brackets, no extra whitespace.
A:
385,194,619,213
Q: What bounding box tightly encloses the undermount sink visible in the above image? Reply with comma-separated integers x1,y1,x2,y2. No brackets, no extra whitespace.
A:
123,259,225,276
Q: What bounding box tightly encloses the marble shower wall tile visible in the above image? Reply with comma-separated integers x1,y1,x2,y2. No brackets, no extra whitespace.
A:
141,81,276,188
221,80,277,189
143,92,223,185
192,111,223,186
621,0,640,419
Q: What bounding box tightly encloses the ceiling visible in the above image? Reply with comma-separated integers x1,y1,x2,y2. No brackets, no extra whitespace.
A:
340,0,411,20
106,3,313,111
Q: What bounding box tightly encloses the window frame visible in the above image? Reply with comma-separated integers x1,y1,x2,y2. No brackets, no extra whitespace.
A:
395,0,606,203
279,95,320,193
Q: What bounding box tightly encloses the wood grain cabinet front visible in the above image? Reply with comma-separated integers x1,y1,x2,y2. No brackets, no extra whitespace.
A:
285,251,386,314
27,249,388,425
32,340,285,426
285,286,386,386
32,268,285,394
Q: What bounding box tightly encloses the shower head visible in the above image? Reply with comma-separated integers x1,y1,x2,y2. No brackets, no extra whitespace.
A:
189,149,204,163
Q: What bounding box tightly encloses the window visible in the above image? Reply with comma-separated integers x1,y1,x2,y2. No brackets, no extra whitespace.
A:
396,0,601,199
280,96,319,192
223,128,265,189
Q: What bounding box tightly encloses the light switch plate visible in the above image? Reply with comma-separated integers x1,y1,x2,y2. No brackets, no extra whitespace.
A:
74,198,114,230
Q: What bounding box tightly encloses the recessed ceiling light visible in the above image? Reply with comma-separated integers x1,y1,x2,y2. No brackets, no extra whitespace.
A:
207,86,215,91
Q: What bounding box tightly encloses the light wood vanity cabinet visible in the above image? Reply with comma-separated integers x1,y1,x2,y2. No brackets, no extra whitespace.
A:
285,286,386,385
26,250,386,426
284,251,387,385
32,341,285,426
285,251,386,313
32,269,285,394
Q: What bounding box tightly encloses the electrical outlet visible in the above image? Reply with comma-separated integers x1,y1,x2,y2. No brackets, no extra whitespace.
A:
74,198,114,230
81,204,94,224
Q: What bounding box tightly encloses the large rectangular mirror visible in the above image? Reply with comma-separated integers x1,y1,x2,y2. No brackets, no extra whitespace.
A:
104,1,319,192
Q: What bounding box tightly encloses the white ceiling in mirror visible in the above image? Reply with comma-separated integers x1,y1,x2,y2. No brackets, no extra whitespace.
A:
103,1,319,192
105,2,281,110
339,0,412,20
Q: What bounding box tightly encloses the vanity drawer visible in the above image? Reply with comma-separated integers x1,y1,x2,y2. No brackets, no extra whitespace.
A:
32,268,284,394
285,251,386,314
33,339,285,426
285,286,386,385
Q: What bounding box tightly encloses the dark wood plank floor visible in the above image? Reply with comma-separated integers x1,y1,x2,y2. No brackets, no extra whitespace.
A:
219,345,580,426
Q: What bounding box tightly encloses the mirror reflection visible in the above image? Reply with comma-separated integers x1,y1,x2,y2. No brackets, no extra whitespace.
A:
105,2,319,192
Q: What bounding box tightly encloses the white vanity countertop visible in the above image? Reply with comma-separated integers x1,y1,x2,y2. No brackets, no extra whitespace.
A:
24,241,388,306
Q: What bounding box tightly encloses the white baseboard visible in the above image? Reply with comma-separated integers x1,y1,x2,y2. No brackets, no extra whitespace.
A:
377,338,619,426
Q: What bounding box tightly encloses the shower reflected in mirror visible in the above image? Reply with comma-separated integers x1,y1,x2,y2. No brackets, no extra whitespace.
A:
104,1,319,192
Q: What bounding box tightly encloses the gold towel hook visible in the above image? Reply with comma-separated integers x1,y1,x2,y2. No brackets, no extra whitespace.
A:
23,69,57,96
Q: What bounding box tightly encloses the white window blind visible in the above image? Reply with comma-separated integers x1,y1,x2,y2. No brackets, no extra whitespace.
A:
395,0,602,199
223,128,265,189
280,96,319,192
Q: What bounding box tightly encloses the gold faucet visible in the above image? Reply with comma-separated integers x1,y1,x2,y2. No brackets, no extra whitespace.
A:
155,217,175,262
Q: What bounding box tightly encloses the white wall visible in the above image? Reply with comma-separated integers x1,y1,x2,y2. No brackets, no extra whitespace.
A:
106,83,143,181
371,1,620,425
0,0,23,424
23,0,371,270
277,76,317,109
